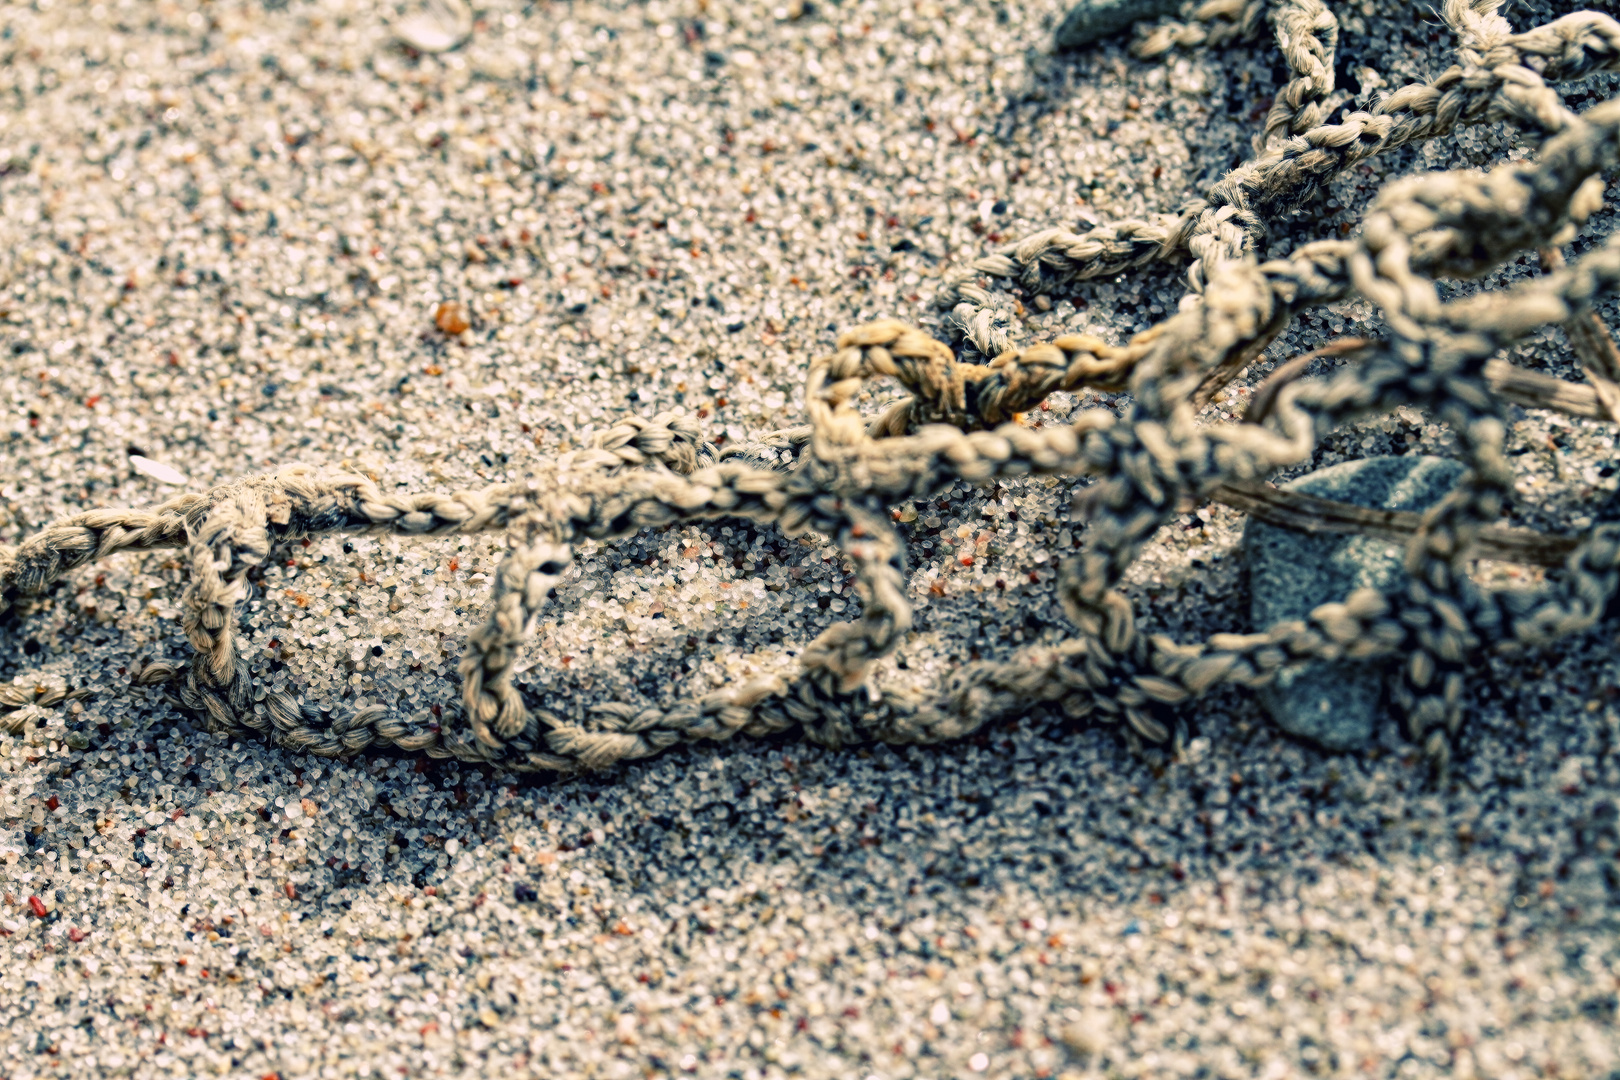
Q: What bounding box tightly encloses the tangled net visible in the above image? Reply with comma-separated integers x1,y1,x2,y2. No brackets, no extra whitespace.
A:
5,0,1620,776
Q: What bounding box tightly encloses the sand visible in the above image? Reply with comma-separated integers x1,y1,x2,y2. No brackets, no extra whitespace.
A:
1,1,1618,1077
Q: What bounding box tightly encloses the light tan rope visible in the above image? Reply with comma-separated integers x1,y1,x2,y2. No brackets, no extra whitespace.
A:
939,6,1620,358
7,8,1620,776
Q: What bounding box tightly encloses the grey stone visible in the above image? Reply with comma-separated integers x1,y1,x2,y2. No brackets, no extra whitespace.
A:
1055,0,1181,50
1243,456,1467,750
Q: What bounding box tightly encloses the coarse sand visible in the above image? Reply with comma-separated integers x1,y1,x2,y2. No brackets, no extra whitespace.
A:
1,1,1619,1077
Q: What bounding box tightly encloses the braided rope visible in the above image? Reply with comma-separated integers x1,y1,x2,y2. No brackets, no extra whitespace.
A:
1140,0,1339,150
7,9,1620,776
1133,0,1269,60
1258,0,1338,150
940,5,1619,357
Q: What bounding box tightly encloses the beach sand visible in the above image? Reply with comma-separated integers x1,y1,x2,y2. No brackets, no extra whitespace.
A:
1,1,1618,1076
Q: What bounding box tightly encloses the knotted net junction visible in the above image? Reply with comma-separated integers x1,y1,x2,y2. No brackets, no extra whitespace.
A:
5,0,1620,776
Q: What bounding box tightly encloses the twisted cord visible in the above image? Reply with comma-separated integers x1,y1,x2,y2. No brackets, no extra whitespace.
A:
852,171,1620,757
1443,0,1514,58
11,105,1620,771
1132,0,1268,59
10,23,1620,775
1,503,199,618
1259,1,1340,150
765,95,1620,760
940,7,1616,357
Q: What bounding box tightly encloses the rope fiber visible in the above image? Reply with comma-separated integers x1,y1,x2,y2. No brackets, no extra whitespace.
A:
6,1,1620,777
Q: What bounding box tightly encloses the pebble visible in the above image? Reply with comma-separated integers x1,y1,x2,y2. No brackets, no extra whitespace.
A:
127,456,189,487
1055,0,1180,50
433,300,472,336
393,0,473,54
1244,455,1466,749
1058,1011,1111,1056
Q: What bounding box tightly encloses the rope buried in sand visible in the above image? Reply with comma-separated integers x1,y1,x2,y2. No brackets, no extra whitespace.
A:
7,2,1620,777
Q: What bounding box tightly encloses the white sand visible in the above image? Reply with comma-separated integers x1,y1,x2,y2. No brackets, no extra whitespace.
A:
1,1,1618,1077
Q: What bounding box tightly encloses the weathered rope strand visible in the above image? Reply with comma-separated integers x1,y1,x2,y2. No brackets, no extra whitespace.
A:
940,6,1618,358
8,7,1620,776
